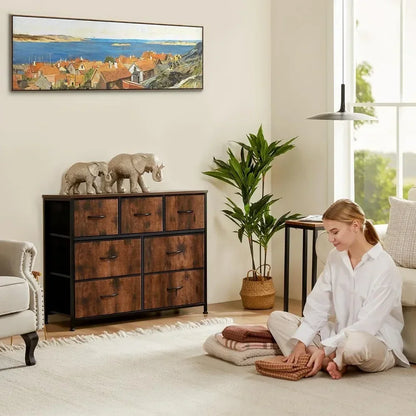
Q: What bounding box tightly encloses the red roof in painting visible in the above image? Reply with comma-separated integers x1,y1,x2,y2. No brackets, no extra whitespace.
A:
122,80,145,89
100,67,131,83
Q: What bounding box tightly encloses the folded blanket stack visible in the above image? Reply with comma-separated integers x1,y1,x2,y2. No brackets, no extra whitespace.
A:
203,324,281,366
222,325,276,343
255,354,311,381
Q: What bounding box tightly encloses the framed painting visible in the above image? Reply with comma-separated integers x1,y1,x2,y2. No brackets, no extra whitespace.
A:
11,15,203,91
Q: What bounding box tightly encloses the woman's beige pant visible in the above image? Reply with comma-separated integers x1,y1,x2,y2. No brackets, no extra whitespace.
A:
267,311,396,372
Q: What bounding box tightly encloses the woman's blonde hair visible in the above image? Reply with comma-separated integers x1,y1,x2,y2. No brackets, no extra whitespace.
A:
322,199,380,245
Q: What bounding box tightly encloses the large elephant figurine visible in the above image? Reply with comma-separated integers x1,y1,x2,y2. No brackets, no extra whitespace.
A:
62,161,111,195
106,153,164,193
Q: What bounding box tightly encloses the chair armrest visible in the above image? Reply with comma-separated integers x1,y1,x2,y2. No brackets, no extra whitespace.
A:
0,240,44,330
0,240,37,277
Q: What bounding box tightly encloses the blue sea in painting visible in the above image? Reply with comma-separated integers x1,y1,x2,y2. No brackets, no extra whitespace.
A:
12,38,197,64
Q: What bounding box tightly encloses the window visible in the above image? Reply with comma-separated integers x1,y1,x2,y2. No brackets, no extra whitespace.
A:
352,0,416,223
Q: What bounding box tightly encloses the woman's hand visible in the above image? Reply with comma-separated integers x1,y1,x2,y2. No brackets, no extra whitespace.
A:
305,346,325,377
284,341,307,364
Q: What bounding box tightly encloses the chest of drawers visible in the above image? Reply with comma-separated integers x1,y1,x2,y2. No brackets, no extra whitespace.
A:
43,191,207,329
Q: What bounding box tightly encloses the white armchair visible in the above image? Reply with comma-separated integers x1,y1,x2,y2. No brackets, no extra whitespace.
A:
0,240,44,365
316,187,416,363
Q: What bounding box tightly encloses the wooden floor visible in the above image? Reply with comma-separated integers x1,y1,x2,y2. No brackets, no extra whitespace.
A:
4,297,302,346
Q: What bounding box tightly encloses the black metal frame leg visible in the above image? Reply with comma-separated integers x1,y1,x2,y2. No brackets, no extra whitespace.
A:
311,229,319,286
283,225,290,312
301,229,308,311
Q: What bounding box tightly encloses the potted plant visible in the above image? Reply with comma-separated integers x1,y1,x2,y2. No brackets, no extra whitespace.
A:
203,126,300,309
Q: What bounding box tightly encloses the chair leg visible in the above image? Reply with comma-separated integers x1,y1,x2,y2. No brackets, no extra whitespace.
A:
21,331,39,366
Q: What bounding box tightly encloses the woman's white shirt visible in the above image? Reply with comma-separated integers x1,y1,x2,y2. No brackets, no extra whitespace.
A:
293,242,409,367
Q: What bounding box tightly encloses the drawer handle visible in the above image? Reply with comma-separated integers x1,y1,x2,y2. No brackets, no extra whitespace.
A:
166,249,184,255
167,286,183,292
134,212,152,217
99,255,118,261
177,210,193,214
87,215,106,219
100,293,119,299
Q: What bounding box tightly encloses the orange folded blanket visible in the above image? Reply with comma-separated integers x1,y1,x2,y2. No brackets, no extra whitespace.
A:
222,325,276,343
255,354,311,381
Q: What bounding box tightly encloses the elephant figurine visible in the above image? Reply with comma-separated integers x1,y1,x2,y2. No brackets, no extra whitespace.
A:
106,153,164,193
62,161,111,195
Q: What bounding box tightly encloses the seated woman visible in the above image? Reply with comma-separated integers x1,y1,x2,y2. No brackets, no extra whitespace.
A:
268,199,409,379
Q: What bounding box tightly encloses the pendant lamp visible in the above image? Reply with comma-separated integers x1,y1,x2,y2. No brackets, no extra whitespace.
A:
308,0,377,121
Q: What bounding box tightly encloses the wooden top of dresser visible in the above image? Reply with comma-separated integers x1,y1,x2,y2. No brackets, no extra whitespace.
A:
43,190,208,200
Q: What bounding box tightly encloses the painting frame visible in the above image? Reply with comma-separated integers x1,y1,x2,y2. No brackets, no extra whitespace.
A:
11,14,203,91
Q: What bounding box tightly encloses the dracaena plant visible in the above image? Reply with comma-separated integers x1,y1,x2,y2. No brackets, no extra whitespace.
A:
203,125,300,280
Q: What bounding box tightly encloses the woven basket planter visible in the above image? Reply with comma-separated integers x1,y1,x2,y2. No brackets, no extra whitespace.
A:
240,276,276,310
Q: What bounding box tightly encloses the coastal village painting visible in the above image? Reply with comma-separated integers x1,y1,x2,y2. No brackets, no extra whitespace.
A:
11,15,203,91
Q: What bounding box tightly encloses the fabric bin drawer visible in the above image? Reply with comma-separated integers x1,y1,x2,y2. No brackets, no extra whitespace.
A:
120,196,163,234
143,270,204,309
74,238,141,280
75,276,141,318
143,234,204,273
74,198,118,237
165,195,205,231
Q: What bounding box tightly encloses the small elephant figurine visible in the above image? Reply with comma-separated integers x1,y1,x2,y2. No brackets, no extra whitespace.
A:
106,153,164,193
62,161,111,195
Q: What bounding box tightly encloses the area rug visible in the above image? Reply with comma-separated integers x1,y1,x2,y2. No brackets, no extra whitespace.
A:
0,318,415,416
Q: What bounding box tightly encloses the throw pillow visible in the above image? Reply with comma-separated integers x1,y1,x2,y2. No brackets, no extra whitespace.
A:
384,197,416,268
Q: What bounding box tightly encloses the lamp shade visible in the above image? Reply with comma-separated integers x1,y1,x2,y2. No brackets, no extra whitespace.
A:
307,111,377,121
307,84,377,121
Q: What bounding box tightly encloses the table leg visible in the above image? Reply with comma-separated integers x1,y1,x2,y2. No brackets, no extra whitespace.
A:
284,225,290,312
301,229,308,312
312,228,319,287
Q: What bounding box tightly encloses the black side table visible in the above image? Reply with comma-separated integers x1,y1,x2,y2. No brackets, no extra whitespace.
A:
283,219,325,313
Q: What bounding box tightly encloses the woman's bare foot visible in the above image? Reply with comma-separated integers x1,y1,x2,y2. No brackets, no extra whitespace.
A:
326,361,346,379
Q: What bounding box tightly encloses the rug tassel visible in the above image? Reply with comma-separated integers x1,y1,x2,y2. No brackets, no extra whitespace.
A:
0,317,234,352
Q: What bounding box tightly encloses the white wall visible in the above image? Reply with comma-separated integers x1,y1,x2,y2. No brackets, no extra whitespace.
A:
0,0,272,304
271,0,333,300
1,0,335,305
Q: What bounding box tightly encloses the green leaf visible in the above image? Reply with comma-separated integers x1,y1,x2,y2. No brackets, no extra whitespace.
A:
202,124,298,271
